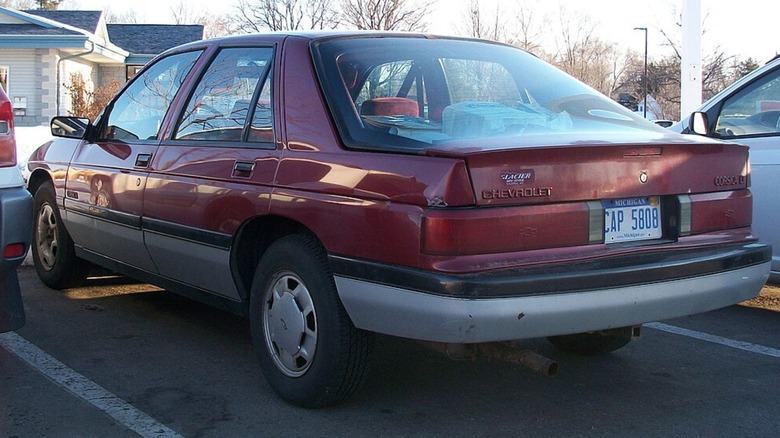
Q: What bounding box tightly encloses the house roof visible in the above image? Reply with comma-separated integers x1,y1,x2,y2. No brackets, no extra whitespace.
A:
107,24,204,55
0,7,203,63
22,10,103,34
0,23,81,36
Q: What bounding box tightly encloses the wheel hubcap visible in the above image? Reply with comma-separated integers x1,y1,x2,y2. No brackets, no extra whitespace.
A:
263,272,317,377
35,203,59,271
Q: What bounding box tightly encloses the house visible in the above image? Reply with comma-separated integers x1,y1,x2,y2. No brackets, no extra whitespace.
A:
0,7,203,126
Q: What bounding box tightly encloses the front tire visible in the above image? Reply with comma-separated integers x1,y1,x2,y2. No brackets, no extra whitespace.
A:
249,234,373,408
32,181,90,289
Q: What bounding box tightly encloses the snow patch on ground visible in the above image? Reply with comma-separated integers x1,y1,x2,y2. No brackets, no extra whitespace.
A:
15,126,53,163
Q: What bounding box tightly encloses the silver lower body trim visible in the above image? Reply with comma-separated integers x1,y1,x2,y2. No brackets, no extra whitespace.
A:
335,262,770,343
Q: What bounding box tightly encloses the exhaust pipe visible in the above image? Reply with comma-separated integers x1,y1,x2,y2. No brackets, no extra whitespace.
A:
420,342,558,377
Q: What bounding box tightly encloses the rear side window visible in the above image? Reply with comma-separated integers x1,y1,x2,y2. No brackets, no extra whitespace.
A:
101,50,202,142
174,47,274,143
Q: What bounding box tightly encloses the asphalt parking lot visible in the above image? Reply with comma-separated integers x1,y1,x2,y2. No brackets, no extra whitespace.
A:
2,267,779,437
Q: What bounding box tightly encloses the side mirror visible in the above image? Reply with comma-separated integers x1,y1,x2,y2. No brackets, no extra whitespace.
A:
50,116,90,139
688,112,709,136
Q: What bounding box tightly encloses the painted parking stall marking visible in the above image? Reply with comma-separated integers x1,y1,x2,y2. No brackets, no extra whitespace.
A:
0,332,183,438
647,322,780,358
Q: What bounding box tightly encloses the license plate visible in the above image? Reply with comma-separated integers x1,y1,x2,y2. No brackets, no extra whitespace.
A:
604,196,662,243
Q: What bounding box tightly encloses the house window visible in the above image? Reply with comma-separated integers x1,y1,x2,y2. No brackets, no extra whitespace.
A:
126,65,143,81
0,66,8,93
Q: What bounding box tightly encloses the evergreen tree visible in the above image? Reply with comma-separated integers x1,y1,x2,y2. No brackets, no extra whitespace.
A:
37,0,60,10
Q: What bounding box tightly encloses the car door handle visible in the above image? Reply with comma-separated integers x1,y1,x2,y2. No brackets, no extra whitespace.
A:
233,161,255,177
135,153,152,168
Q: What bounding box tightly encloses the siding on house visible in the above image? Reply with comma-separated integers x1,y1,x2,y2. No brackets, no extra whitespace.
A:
0,48,42,126
1,8,204,125
98,64,124,87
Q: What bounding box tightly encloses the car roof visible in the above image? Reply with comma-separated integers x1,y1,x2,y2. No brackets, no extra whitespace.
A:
170,30,430,51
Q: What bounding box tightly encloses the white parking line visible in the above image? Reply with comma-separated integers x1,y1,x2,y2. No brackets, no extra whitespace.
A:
646,322,780,358
0,332,184,438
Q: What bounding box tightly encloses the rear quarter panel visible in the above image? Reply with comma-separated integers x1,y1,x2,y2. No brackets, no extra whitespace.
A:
741,135,780,280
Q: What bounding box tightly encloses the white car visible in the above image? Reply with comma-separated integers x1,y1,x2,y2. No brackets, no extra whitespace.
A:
673,56,780,283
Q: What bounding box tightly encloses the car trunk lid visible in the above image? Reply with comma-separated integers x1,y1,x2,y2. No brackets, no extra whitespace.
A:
426,133,749,207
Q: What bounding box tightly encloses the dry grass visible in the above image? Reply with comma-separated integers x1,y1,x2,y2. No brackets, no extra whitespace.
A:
740,284,780,312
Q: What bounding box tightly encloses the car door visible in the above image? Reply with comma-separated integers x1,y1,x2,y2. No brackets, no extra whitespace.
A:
700,63,780,281
143,45,279,300
64,50,203,272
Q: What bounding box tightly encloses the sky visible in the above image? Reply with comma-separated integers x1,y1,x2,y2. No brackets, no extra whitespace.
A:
60,0,780,63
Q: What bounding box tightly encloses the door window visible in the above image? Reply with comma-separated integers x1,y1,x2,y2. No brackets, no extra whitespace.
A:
716,68,780,138
101,50,202,142
174,47,274,143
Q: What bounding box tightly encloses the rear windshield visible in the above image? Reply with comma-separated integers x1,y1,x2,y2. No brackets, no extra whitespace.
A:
312,37,660,152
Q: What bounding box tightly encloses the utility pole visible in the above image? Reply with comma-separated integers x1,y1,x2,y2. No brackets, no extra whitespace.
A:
680,0,702,117
634,27,648,119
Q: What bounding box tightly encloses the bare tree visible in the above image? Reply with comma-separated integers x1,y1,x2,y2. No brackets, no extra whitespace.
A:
230,0,340,33
340,0,434,31
305,0,340,30
167,0,230,38
508,1,546,54
170,0,201,25
458,0,505,41
200,15,232,39
652,8,760,120
550,9,610,91
1,0,39,9
104,8,140,24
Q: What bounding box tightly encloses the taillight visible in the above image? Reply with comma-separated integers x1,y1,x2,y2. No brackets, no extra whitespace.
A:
4,243,26,259
0,96,15,167
686,190,752,235
421,189,753,257
422,203,591,255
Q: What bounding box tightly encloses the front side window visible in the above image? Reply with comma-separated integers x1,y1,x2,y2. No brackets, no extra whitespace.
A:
715,68,780,138
314,37,657,151
101,50,202,142
175,47,273,143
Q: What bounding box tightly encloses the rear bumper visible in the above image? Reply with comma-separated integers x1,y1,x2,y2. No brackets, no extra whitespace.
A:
0,185,32,271
332,243,771,343
0,185,32,333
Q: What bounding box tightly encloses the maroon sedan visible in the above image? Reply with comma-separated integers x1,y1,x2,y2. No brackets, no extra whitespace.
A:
26,32,770,407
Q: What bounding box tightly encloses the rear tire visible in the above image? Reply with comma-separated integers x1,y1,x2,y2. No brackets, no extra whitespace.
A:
547,327,635,355
32,181,89,289
249,234,373,408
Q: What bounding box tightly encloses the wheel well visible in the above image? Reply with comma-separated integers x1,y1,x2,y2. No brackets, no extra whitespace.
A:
25,172,318,303
231,215,316,300
27,169,51,197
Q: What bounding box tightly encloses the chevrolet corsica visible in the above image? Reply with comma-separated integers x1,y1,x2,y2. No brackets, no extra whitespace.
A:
26,32,771,407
